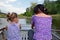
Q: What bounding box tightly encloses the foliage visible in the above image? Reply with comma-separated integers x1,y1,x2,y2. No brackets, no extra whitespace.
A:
52,15,60,30
0,11,6,18
21,2,37,17
44,0,60,14
20,0,60,17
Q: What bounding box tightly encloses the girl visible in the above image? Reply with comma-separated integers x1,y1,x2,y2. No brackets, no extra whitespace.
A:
31,4,52,40
6,12,21,40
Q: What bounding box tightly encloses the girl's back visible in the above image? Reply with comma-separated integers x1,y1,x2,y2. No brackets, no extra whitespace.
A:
7,23,21,40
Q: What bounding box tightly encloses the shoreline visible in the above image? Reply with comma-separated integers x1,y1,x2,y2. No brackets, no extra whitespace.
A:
0,14,60,18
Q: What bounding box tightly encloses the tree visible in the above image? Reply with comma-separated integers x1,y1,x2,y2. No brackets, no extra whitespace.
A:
44,0,60,14
23,2,37,17
56,0,60,14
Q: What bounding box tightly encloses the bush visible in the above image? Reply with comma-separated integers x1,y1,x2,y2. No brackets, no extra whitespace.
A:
52,15,60,30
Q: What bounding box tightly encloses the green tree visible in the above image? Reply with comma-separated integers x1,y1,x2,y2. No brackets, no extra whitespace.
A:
23,2,37,17
44,0,60,14
56,0,60,14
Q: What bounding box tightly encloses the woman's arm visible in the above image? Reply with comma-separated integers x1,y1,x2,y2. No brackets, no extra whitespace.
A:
31,16,35,29
31,23,34,29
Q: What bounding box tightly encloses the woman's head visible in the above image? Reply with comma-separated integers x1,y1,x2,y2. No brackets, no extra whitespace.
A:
33,4,48,14
7,12,18,23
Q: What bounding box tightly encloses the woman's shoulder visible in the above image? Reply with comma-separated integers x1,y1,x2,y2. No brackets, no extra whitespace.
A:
32,15,52,18
46,15,52,17
32,15,35,19
32,15,35,17
46,15,52,19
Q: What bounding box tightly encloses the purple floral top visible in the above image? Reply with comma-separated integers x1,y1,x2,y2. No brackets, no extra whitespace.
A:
31,15,52,40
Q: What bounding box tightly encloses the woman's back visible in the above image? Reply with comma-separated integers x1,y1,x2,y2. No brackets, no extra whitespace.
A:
32,15,52,40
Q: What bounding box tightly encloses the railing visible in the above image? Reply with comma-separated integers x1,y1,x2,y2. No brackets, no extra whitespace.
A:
0,27,60,40
0,27,30,40
0,27,6,40
52,29,60,40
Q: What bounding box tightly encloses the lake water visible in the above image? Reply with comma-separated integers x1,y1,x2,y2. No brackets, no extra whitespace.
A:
0,18,31,30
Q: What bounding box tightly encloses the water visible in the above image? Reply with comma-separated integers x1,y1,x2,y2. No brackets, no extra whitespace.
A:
0,18,31,30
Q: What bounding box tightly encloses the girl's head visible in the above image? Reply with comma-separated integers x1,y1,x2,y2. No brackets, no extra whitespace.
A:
7,12,18,23
33,4,48,14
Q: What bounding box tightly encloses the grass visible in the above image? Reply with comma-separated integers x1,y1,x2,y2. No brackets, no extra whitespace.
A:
0,14,6,18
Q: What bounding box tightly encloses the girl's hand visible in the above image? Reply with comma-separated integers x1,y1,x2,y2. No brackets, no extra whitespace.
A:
19,24,21,29
4,26,7,30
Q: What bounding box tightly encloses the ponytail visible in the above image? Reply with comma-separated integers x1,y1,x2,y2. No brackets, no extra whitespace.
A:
7,13,11,22
33,4,48,14
44,8,48,14
6,12,17,22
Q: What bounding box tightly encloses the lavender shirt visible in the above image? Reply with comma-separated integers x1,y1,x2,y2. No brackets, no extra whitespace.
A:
31,15,52,40
7,23,21,40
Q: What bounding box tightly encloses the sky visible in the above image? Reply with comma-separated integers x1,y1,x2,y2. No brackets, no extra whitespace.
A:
0,0,44,14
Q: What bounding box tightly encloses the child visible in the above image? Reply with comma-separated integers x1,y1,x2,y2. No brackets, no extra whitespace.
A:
31,4,52,40
6,12,21,40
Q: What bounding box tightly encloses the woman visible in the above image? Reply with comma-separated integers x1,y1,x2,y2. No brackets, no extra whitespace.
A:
6,12,21,40
31,4,52,40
